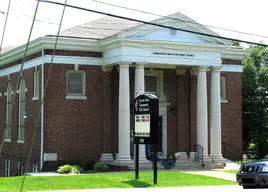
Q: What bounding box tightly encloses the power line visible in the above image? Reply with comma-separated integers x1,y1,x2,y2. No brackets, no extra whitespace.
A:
92,0,268,40
0,10,60,25
38,0,268,47
0,0,41,181
0,0,12,55
19,0,68,191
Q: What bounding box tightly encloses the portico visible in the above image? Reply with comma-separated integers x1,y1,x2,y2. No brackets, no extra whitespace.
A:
98,12,247,164
109,62,224,163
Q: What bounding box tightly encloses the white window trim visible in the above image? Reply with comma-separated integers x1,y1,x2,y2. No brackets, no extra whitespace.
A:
5,159,11,177
18,79,25,142
5,81,12,141
65,95,87,100
32,164,38,173
17,139,24,144
145,70,165,100
220,76,228,103
32,71,39,100
32,97,39,101
17,161,24,176
66,70,86,98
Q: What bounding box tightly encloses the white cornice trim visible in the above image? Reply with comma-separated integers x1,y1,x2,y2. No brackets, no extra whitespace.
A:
0,37,101,66
221,64,243,72
0,55,103,77
0,56,243,77
222,48,250,60
119,38,229,52
43,55,103,65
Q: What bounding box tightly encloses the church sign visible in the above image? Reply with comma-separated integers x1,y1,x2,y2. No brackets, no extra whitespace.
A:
134,93,159,145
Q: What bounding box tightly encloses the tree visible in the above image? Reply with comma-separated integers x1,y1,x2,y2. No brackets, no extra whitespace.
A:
242,44,268,158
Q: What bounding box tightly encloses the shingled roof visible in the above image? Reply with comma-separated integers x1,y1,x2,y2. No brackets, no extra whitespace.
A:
58,16,141,40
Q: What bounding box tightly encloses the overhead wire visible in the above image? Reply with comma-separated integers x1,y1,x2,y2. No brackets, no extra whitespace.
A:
38,0,268,47
0,0,12,55
19,0,68,191
0,10,60,25
0,0,41,165
92,0,268,40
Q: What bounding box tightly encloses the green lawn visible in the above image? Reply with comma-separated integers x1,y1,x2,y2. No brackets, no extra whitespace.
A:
223,170,239,174
0,171,236,192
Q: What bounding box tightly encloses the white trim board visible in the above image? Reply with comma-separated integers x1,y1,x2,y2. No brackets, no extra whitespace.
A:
0,55,243,77
0,55,103,77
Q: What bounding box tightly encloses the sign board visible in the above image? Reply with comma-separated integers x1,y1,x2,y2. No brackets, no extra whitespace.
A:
134,93,159,144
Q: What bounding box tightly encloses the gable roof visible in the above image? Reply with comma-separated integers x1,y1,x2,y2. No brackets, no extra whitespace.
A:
57,12,232,45
58,16,141,40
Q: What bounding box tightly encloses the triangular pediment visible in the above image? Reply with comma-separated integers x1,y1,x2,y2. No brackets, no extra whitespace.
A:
118,12,232,46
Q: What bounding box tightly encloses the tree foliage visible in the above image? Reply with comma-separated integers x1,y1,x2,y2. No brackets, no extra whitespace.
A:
242,44,268,158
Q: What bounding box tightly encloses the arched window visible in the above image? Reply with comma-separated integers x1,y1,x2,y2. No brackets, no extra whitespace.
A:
18,78,26,142
5,81,12,141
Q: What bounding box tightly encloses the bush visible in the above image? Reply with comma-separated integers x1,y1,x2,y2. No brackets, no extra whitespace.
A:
71,165,83,174
57,164,83,174
57,164,73,174
93,162,108,172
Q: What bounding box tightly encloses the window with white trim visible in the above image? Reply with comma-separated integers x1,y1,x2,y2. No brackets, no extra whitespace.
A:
32,164,38,173
17,161,24,176
220,76,227,101
144,71,163,98
5,81,12,141
18,78,26,142
145,75,158,95
5,159,11,177
66,71,86,96
33,71,39,99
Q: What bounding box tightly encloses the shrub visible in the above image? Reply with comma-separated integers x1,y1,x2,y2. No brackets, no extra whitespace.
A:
93,162,108,172
57,164,83,174
57,164,73,174
71,165,83,174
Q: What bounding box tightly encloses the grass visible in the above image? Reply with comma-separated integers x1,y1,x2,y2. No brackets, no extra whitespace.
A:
223,170,239,174
0,171,236,192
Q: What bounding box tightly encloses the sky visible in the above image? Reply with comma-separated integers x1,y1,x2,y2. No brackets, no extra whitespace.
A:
0,0,268,49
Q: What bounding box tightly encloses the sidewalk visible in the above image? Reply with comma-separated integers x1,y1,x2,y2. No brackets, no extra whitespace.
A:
182,170,237,181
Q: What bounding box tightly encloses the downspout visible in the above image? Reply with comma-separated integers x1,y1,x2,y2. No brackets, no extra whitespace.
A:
188,69,192,155
176,73,179,151
40,49,45,170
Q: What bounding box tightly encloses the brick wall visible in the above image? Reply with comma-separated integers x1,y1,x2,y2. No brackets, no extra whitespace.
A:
0,60,243,174
0,67,42,177
43,64,106,166
221,72,243,159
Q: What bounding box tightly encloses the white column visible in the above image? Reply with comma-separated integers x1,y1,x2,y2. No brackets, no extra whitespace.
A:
117,63,132,163
134,63,148,162
196,67,209,158
210,67,223,159
162,114,168,157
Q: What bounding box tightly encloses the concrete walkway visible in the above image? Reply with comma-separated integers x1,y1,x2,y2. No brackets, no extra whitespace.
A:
182,170,237,181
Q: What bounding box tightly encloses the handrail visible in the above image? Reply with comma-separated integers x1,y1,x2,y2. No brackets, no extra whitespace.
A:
194,144,205,167
222,142,240,162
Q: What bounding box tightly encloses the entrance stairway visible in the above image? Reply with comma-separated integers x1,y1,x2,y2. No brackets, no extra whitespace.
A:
104,157,234,171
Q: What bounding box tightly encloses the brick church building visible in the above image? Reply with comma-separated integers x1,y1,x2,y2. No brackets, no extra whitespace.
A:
0,12,248,176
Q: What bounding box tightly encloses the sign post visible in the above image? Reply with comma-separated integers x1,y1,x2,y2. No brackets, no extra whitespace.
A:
134,93,159,184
